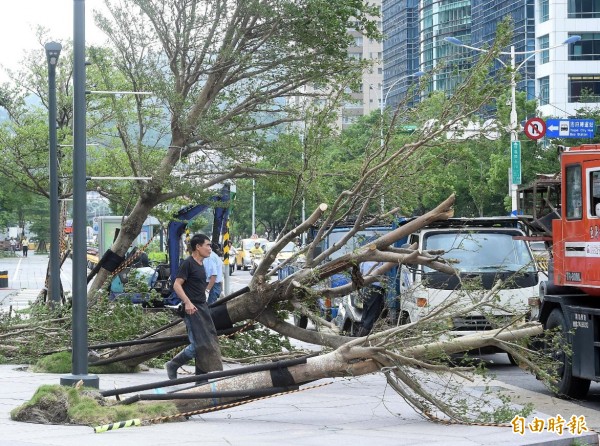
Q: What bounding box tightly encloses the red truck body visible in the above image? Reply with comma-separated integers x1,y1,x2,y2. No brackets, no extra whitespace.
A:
552,144,600,296
520,144,600,399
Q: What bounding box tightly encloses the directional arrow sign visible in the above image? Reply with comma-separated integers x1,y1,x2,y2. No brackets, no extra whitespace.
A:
546,119,595,138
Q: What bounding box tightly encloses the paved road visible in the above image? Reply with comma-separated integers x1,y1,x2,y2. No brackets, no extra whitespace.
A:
0,252,72,311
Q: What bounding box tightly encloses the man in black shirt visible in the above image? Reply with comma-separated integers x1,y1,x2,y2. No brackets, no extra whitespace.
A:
166,233,223,381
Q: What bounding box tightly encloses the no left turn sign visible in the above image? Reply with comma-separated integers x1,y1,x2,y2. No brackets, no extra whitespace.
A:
524,117,546,140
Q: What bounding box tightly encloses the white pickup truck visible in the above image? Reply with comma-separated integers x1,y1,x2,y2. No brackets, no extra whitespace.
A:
399,218,544,339
335,217,546,361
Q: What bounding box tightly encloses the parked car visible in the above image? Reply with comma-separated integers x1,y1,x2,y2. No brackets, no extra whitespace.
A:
263,241,300,274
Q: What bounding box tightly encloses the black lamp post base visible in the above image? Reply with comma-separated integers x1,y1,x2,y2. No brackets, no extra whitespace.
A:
60,374,99,389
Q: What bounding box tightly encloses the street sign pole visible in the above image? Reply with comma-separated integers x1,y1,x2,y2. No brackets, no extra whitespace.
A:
511,140,521,186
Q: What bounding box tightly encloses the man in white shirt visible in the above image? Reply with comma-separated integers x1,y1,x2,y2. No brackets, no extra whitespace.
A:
205,244,224,304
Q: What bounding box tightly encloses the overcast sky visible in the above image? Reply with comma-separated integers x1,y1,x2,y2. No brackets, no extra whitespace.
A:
0,0,109,81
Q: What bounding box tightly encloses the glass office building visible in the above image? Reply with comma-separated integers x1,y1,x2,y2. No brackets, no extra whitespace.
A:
383,0,533,99
421,0,472,94
471,0,536,100
382,0,420,109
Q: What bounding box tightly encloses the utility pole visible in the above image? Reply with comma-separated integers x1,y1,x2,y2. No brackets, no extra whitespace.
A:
45,41,62,307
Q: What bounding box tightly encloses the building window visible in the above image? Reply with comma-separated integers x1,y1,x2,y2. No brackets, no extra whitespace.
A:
569,75,600,102
539,77,549,105
568,0,600,18
540,0,549,21
539,35,549,64
569,33,600,60
354,36,363,47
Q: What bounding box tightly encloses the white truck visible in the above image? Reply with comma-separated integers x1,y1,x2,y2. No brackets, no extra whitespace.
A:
400,217,543,335
336,217,546,361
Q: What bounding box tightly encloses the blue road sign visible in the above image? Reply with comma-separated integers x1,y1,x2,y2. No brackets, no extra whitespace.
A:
546,119,595,138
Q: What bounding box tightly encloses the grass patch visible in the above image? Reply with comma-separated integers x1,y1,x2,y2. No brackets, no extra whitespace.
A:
11,384,178,425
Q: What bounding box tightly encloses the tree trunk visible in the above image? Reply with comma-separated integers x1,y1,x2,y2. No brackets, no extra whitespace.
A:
136,323,543,414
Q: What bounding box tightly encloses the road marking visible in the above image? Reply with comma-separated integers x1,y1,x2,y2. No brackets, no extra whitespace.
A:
12,257,23,281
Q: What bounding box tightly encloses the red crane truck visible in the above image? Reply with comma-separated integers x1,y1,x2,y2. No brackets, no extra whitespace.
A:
524,144,600,399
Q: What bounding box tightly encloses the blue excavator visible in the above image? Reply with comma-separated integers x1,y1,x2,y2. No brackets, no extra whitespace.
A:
88,185,232,306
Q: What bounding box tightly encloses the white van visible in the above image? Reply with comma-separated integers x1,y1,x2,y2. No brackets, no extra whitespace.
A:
399,218,544,340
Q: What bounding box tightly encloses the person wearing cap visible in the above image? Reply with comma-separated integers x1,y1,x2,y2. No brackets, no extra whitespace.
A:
249,241,264,256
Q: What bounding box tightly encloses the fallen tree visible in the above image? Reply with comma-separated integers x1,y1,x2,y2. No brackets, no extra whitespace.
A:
76,192,555,424
2,13,554,423
140,323,543,418
6,191,557,424
11,321,544,425
94,194,458,366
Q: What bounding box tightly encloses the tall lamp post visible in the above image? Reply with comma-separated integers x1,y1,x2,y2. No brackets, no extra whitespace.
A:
445,35,581,215
45,42,62,308
251,179,256,236
381,71,426,115
61,0,99,388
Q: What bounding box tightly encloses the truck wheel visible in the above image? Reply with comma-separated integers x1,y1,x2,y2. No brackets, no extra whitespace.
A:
545,308,591,399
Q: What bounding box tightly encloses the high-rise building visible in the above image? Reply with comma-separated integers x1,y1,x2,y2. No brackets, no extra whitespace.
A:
290,2,383,131
383,0,598,118
471,0,536,100
382,0,420,110
340,0,384,130
536,0,600,116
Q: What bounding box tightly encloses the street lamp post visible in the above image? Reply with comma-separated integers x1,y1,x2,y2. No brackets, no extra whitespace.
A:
45,42,62,308
61,0,99,388
445,35,581,214
381,71,426,113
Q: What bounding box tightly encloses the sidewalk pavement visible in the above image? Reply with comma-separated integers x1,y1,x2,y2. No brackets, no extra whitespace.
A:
0,364,597,446
0,255,598,445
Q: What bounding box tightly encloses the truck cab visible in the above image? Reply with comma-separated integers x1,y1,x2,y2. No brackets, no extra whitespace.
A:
400,218,543,341
533,144,600,399
552,146,600,294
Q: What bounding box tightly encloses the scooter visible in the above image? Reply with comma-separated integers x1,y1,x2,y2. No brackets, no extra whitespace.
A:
249,253,263,276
